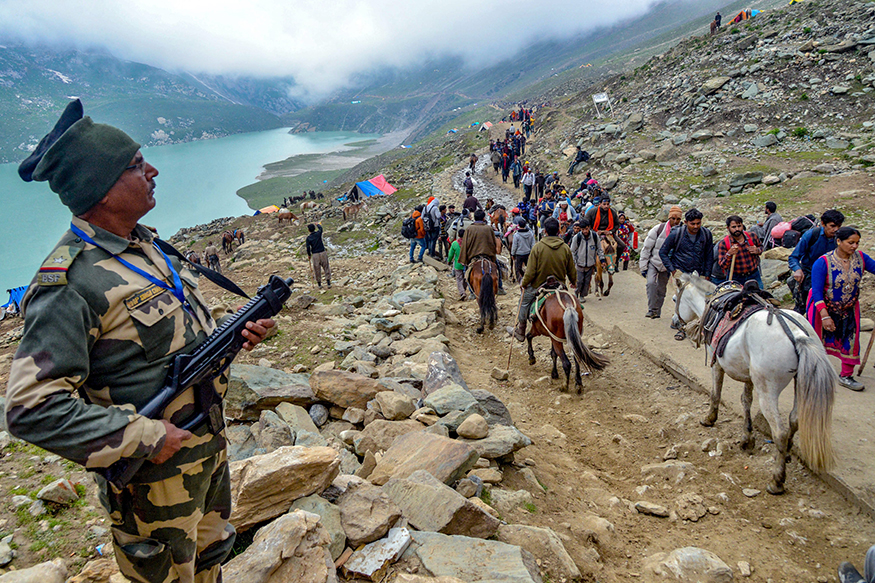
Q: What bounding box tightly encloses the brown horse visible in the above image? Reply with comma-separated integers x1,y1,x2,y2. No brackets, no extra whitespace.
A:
490,206,507,232
468,257,499,334
594,234,617,297
343,202,367,221
526,286,609,393
185,251,201,265
277,208,300,225
222,229,245,254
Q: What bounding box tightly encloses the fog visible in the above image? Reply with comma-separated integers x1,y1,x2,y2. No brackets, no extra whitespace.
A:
0,0,664,98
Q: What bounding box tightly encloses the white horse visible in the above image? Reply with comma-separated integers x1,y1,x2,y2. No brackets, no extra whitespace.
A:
672,272,836,494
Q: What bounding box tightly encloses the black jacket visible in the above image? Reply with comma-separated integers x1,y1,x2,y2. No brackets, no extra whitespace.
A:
306,225,326,256
659,225,714,276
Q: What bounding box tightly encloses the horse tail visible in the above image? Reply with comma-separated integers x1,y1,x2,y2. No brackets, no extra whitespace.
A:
479,272,497,325
563,306,609,371
794,335,837,473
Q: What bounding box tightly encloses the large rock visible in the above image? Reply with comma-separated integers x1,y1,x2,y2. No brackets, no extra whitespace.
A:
223,510,338,583
456,414,489,439
337,481,402,547
290,494,346,560
644,547,733,583
227,365,315,421
623,113,644,132
0,559,66,583
374,391,417,420
343,527,412,581
310,370,385,409
404,531,543,583
276,402,320,435
761,258,791,287
253,410,295,452
230,446,341,531
354,419,425,456
424,383,477,415
383,470,500,539
424,353,469,396
752,134,778,148
368,431,479,486
655,145,677,162
762,247,792,261
469,389,514,426
701,76,731,95
458,424,533,459
728,172,763,188
497,524,581,581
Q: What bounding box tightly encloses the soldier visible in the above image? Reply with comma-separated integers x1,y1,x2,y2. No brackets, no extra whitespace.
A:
6,99,274,583
204,240,221,273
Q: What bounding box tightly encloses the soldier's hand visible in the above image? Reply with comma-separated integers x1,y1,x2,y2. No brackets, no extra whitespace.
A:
153,420,192,465
241,318,275,351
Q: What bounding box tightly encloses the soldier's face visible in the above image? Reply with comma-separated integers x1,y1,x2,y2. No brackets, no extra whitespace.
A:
106,152,158,222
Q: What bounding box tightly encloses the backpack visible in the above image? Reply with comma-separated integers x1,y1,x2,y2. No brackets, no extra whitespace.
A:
790,214,816,234
401,216,417,239
423,212,434,232
722,233,755,251
782,230,802,248
581,150,591,162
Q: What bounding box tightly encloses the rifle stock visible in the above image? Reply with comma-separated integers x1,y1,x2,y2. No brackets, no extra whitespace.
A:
99,275,293,488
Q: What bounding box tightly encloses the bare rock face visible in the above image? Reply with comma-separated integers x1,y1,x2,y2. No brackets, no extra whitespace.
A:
382,470,500,539
644,547,733,583
309,370,385,409
337,481,402,547
497,524,581,581
230,446,341,531
223,510,338,583
368,431,479,486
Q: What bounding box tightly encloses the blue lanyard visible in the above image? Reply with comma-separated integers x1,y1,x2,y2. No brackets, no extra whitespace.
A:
70,224,191,311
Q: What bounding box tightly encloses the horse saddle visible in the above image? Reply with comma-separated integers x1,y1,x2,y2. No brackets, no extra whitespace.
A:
700,280,777,348
529,277,567,319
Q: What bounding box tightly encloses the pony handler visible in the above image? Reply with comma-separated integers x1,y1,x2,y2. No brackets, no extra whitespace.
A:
673,272,836,494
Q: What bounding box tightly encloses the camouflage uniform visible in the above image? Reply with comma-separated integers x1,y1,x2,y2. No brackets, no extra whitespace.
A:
6,216,234,583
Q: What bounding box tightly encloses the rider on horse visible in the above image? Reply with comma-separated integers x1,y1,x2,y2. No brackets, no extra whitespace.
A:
584,196,625,268
460,209,506,295
509,217,577,341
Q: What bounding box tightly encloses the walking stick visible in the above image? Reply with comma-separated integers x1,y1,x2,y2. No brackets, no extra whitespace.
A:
858,325,875,376
507,290,525,371
727,253,737,281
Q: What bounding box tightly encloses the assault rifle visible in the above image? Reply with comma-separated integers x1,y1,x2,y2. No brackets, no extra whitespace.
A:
100,275,294,488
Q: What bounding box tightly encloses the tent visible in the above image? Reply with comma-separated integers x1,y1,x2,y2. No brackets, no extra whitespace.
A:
345,174,398,200
730,9,756,24
253,204,280,216
2,286,28,315
789,0,803,4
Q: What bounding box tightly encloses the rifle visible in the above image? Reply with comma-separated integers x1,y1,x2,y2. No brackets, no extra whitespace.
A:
99,275,294,488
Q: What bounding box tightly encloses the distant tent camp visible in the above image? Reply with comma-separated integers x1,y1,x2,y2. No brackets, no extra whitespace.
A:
730,9,756,24
253,204,280,216
345,174,398,200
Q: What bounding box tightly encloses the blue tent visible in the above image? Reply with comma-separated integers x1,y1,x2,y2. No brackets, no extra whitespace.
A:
3,286,28,312
349,181,385,199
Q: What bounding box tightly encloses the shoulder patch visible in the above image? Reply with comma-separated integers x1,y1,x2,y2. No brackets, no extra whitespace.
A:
38,245,83,286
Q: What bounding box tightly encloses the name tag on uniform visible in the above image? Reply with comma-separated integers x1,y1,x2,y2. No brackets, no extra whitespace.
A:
124,285,165,311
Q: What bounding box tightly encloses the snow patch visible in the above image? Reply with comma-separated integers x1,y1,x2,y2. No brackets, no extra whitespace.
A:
47,69,72,84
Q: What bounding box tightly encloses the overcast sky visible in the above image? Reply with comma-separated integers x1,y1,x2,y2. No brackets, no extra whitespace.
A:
0,0,662,98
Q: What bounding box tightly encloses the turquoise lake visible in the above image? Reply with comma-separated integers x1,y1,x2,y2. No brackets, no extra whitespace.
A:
0,128,373,294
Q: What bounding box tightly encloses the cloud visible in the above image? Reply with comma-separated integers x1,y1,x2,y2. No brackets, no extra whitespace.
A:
0,0,661,97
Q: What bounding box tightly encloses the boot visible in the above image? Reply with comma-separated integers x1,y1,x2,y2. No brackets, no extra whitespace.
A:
506,321,526,342
838,562,865,583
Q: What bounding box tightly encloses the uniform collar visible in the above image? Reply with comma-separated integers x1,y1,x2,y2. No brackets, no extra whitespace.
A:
71,216,153,254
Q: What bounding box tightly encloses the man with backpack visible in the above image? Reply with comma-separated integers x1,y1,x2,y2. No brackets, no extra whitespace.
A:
640,206,683,318
760,201,783,249
788,209,844,314
717,215,763,288
424,196,442,258
403,205,427,263
567,146,590,176
464,171,475,196
570,218,606,302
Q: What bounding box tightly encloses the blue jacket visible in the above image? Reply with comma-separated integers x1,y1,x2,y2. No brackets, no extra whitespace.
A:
659,225,714,276
788,227,837,273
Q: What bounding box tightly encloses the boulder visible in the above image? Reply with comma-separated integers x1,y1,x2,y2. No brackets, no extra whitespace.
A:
66,559,119,583
762,247,792,261
223,510,338,583
814,163,836,174
458,424,533,459
403,531,543,583
226,426,260,462
623,113,644,132
354,419,426,456
254,410,295,452
0,559,66,583
456,414,489,439
752,134,778,148
424,353,469,396
309,370,385,409
230,446,341,531
374,392,417,420
728,172,763,188
469,389,514,426
644,547,733,583
290,494,346,560
655,145,677,162
701,76,730,95
825,137,850,149
382,470,500,539
337,481,402,547
497,524,580,581
368,431,479,486
36,478,79,505
761,258,791,287
489,489,535,515
343,527,412,581
691,130,713,141
602,174,619,190
424,383,477,415
227,365,315,421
